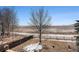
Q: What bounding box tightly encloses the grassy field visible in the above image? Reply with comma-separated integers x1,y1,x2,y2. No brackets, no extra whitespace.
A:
14,25,75,34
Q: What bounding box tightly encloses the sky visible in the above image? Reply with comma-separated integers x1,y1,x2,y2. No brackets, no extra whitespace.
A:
0,6,79,26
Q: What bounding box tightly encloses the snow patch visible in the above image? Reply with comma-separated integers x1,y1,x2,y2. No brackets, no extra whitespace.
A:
23,43,43,52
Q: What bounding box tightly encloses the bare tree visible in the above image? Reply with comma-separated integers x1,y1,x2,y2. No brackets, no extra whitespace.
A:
29,8,51,44
1,8,18,36
0,10,5,40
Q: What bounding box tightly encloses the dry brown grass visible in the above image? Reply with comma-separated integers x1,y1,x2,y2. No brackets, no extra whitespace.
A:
0,35,24,45
11,38,77,52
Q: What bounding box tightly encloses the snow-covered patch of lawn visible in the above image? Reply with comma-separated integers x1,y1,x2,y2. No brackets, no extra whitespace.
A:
23,42,43,52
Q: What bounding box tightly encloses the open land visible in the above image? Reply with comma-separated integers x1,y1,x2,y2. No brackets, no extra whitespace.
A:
0,25,77,52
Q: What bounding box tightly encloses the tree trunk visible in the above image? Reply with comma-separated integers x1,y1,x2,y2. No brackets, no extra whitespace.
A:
1,22,5,38
8,25,10,37
39,30,42,45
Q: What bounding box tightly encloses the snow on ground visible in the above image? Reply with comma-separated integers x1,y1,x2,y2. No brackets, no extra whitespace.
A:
23,42,43,52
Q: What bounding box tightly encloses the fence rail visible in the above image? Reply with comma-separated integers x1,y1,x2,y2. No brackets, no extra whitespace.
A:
0,35,33,52
33,36,76,41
